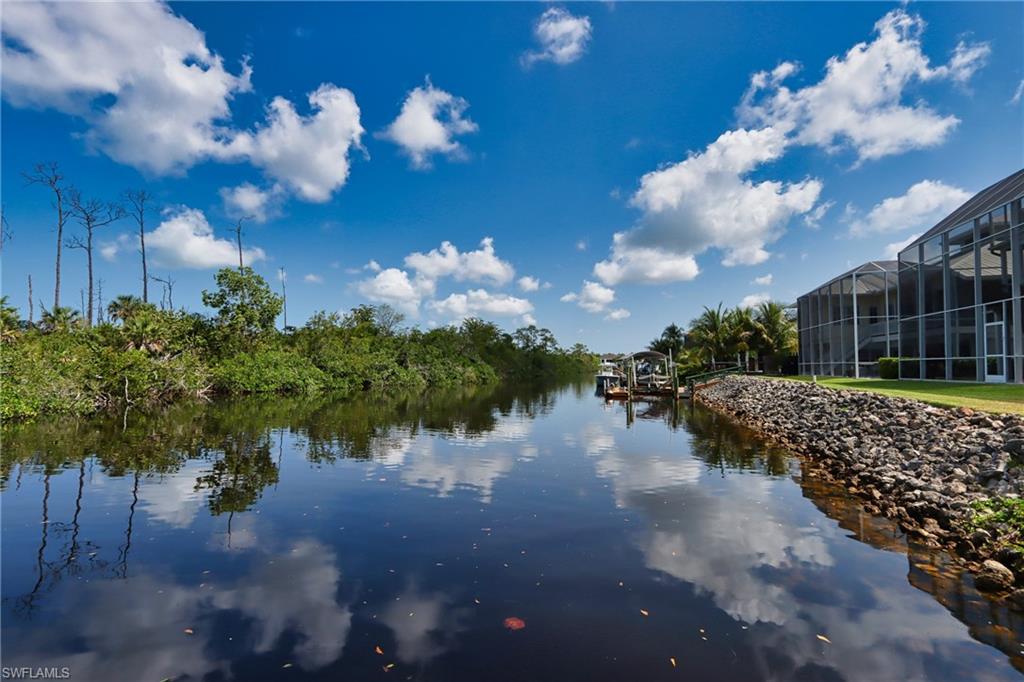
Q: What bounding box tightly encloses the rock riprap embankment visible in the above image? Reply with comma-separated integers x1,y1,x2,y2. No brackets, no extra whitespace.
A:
696,375,1024,598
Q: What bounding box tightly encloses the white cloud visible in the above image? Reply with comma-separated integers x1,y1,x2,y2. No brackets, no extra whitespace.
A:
521,313,537,326
304,273,324,284
594,235,701,286
405,237,514,286
522,7,593,67
849,180,971,236
739,9,990,163
226,84,364,202
604,308,630,321
561,280,616,313
379,79,477,169
219,182,283,223
0,1,252,175
882,232,922,260
596,127,821,285
99,233,136,262
146,207,265,269
576,240,588,251
740,292,771,309
429,289,533,319
752,274,773,286
356,268,434,316
1011,80,1024,105
803,199,834,228
517,276,540,292
1,3,364,205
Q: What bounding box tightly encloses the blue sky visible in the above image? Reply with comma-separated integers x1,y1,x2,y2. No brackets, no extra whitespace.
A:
2,2,1022,351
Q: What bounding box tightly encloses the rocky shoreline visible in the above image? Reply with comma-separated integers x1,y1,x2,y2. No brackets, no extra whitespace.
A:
695,375,1024,601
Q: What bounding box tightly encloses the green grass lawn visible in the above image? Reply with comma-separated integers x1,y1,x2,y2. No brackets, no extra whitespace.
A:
782,376,1024,415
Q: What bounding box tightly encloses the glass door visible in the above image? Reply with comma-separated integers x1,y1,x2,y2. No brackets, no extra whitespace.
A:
985,321,1006,383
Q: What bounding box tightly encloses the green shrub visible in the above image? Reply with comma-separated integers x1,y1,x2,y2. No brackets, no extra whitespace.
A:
212,349,325,394
878,357,899,379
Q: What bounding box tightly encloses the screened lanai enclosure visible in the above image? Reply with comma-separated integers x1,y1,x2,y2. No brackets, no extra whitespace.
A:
797,261,898,378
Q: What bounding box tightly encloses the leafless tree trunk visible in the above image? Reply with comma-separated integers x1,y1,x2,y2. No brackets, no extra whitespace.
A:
68,190,125,326
96,279,105,325
27,275,34,324
279,267,287,329
124,189,152,303
151,274,175,310
23,163,68,309
0,204,10,252
231,217,251,270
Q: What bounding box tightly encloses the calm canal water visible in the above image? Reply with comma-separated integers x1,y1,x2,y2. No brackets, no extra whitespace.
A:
2,382,1022,681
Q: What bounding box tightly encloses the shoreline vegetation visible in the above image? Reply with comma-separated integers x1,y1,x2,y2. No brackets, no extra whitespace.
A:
0,267,596,421
698,375,1024,599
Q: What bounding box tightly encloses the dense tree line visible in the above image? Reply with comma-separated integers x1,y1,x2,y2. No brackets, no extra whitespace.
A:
0,267,596,420
648,301,797,374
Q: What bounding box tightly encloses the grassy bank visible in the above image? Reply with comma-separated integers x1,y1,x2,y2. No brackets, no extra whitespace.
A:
784,376,1024,415
0,268,596,420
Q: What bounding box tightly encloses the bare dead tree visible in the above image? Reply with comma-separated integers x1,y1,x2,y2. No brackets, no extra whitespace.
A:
96,278,105,325
67,190,125,326
123,189,152,303
279,267,288,329
27,275,34,325
23,162,68,309
151,274,175,310
230,216,252,270
0,204,11,252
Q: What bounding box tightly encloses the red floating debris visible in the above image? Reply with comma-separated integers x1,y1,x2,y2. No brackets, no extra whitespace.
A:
503,616,526,631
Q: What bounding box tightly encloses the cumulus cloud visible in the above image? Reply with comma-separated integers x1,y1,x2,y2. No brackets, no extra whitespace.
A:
604,308,631,321
356,268,435,316
379,79,477,169
522,7,592,67
219,182,283,223
226,84,364,202
1,2,364,205
429,289,533,319
595,127,821,285
146,207,265,269
517,276,541,292
304,273,324,284
1,1,252,175
738,9,990,163
848,180,971,237
883,232,922,260
561,280,616,313
521,313,537,326
740,292,771,309
405,237,514,286
752,274,773,286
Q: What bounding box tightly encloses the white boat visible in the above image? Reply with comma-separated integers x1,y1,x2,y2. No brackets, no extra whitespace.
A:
595,360,621,389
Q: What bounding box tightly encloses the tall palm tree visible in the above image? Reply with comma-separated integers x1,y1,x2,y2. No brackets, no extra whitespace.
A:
107,295,151,324
755,301,797,369
0,296,20,342
728,306,758,370
648,322,686,358
40,306,81,333
687,304,733,368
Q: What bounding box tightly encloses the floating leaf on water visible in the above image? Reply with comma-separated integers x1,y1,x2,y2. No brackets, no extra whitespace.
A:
383,663,395,671
669,657,677,668
282,663,293,668
639,609,649,617
474,598,481,604
504,616,526,630
375,645,384,655
816,634,832,644
183,628,194,635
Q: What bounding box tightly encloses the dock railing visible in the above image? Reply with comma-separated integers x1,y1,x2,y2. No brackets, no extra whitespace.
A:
682,365,744,394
